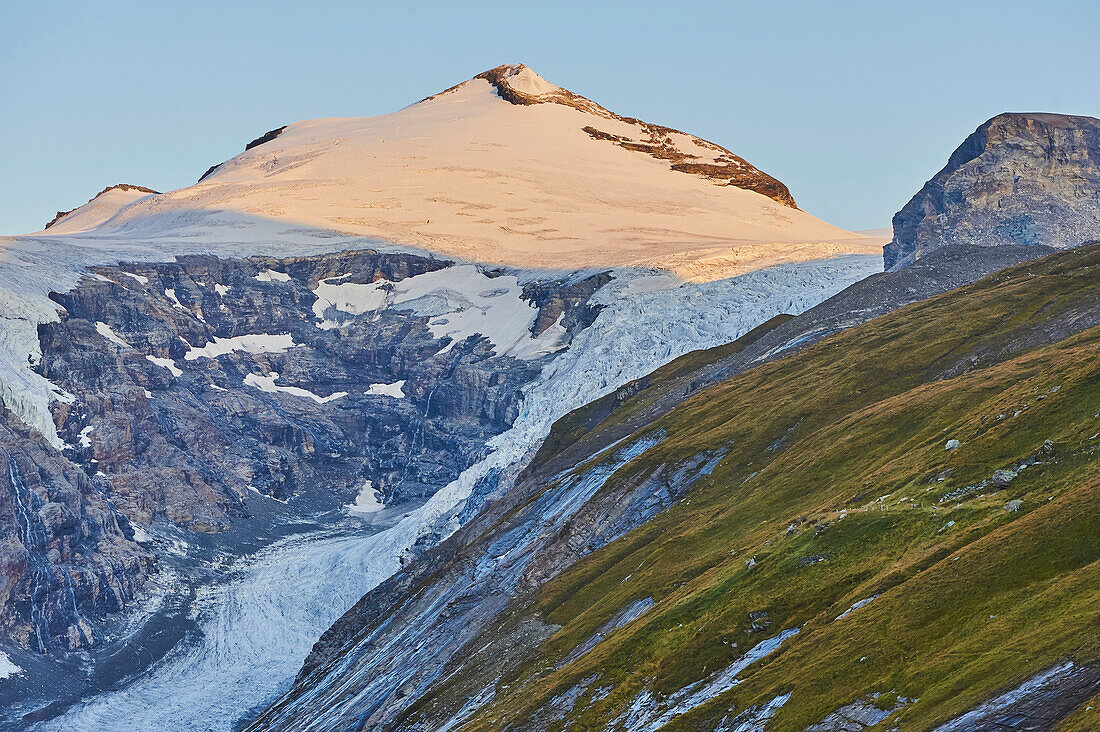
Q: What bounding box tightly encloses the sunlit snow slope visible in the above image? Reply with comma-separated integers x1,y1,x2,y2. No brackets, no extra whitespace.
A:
31,64,881,281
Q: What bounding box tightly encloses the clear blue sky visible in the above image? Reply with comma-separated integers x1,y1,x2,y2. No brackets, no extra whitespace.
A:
2,1,1097,234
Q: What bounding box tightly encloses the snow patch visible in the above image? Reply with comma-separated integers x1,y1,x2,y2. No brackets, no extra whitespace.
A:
214,283,230,296
311,278,389,328
244,372,347,404
255,269,291,283
835,595,878,621
120,271,149,285
146,355,182,377
78,425,94,449
0,650,23,680
95,322,131,349
183,333,296,361
392,265,563,359
366,380,405,398
164,288,186,310
346,480,384,515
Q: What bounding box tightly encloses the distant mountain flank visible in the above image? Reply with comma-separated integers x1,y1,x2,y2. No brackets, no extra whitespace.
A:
885,111,1100,269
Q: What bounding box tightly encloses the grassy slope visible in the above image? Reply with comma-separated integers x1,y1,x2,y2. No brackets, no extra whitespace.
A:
458,246,1100,730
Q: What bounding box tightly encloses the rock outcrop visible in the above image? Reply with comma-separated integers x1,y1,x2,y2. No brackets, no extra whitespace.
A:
884,112,1100,269
441,64,799,208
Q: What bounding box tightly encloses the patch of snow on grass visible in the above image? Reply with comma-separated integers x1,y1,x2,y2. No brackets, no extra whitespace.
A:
366,380,405,398
244,372,347,404
146,355,182,377
347,480,384,515
835,595,878,620
95,322,131,348
183,333,296,361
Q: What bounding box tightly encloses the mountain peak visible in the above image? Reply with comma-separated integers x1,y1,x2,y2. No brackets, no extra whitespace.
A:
30,68,881,280
885,111,1100,269
43,183,159,231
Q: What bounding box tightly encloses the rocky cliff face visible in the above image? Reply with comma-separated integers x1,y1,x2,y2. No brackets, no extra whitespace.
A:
884,112,1100,269
0,248,605,659
0,409,151,654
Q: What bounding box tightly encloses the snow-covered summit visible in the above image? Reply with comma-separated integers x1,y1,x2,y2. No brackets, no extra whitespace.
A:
24,64,883,283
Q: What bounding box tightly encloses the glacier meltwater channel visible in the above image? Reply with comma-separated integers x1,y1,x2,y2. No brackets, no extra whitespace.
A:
35,255,879,731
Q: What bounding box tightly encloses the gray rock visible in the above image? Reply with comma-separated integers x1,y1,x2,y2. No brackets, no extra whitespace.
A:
885,112,1100,270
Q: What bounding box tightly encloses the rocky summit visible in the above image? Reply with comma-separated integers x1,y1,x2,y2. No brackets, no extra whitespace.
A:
884,112,1100,269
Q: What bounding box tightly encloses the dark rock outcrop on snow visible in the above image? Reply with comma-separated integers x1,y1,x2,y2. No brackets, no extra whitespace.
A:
198,125,287,182
884,112,1100,269
430,64,800,208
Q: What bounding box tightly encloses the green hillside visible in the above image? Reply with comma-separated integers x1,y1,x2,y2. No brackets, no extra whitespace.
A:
457,245,1100,730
